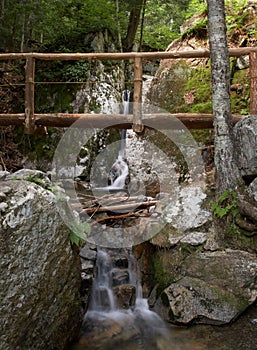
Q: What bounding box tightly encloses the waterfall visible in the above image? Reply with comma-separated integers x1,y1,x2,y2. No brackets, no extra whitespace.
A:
119,89,130,159
76,248,169,350
90,249,115,312
95,90,130,191
108,89,130,188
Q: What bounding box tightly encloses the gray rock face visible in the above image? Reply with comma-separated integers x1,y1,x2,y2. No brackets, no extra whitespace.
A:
234,115,257,178
0,180,82,350
162,250,257,325
161,185,211,233
248,177,257,202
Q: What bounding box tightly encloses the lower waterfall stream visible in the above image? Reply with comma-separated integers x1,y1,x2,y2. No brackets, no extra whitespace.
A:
70,247,257,350
72,248,171,350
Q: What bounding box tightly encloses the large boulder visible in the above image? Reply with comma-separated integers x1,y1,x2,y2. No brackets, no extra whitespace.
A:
0,179,82,350
161,249,257,325
160,185,212,234
234,115,257,179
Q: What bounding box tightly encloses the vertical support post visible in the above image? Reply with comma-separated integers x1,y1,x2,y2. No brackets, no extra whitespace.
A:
250,52,257,115
133,56,144,133
24,56,35,134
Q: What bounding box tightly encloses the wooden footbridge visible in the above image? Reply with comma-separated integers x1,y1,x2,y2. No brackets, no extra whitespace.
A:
0,48,257,134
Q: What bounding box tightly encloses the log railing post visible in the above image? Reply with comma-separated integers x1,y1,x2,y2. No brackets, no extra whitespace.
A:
24,56,35,134
249,52,257,115
133,56,144,133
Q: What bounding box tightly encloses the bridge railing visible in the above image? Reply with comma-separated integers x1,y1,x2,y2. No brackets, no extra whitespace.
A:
0,48,257,134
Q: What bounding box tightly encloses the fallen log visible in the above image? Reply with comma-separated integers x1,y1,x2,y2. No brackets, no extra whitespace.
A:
80,200,157,214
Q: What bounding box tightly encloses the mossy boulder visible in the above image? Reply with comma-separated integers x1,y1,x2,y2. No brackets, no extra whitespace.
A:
0,179,82,350
160,249,257,325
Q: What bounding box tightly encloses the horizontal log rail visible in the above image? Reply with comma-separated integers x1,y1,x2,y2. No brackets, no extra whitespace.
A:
0,47,257,133
1,47,257,60
0,113,242,129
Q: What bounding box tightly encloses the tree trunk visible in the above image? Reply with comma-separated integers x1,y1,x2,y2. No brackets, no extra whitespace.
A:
122,0,144,52
207,0,242,195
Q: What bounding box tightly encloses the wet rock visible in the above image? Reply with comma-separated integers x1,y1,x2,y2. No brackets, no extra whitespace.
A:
234,115,257,178
81,260,94,275
161,249,257,325
113,284,136,309
78,311,140,350
0,180,82,350
111,253,129,269
80,244,97,261
112,268,130,286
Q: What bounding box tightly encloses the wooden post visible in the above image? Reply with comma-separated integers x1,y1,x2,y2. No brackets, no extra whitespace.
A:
24,57,35,134
250,52,257,115
133,56,144,133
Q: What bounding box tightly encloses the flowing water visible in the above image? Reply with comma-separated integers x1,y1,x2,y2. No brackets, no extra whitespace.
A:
94,90,130,191
72,248,170,350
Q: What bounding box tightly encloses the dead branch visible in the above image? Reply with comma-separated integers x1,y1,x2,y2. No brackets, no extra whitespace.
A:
92,209,149,224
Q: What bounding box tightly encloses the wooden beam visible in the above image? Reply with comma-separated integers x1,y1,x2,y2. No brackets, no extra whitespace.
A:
24,57,35,134
1,48,257,61
0,114,25,125
0,113,242,129
250,52,257,115
133,56,144,133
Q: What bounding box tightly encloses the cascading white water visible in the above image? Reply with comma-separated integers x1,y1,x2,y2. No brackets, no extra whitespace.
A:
118,89,130,159
94,90,130,191
108,89,130,189
79,248,169,350
90,249,115,312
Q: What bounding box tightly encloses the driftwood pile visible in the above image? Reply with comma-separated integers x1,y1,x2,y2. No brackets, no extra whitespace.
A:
72,189,157,225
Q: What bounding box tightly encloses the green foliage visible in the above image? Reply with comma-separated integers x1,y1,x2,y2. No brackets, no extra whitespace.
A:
69,220,90,246
186,0,207,19
182,18,208,40
25,175,46,186
212,190,239,218
0,0,207,53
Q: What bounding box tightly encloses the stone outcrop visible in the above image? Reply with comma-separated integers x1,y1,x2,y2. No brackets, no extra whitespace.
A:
0,177,82,350
234,115,257,179
162,250,257,325
135,182,257,326
248,177,257,201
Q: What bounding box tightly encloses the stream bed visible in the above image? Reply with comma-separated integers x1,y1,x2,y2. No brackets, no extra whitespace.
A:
70,247,257,350
71,301,257,350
